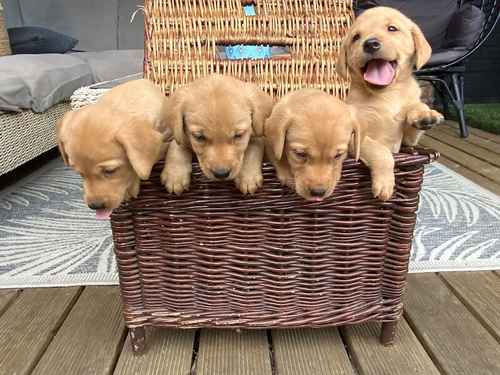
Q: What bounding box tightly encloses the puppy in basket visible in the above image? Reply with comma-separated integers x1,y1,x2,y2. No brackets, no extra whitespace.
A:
57,79,171,219
163,74,273,195
265,89,361,201
337,7,444,201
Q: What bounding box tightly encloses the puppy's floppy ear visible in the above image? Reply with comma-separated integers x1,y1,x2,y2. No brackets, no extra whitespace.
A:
56,110,75,165
411,21,432,69
264,104,293,160
336,34,350,80
115,119,164,180
165,90,188,145
246,83,274,136
347,106,363,161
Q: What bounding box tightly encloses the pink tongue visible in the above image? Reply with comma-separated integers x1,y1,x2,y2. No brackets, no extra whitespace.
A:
364,60,395,86
95,209,113,220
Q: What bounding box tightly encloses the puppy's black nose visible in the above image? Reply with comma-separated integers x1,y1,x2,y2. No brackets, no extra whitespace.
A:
363,38,381,54
88,202,105,210
212,168,231,179
309,188,327,198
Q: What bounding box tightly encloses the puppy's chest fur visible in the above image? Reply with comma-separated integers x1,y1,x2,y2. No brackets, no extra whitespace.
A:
348,78,421,152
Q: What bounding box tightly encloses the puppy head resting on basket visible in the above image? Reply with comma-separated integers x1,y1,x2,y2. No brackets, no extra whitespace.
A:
57,79,171,219
264,89,361,201
163,74,273,195
337,6,431,91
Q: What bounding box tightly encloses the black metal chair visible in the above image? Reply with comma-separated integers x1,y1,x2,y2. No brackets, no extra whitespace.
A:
416,0,499,138
354,1,499,138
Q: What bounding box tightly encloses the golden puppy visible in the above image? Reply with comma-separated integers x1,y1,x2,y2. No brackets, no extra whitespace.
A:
337,6,444,201
265,89,361,201
163,74,273,194
57,79,171,219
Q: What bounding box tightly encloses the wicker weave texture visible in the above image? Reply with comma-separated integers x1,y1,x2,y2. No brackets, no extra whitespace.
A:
0,2,11,56
111,150,437,329
143,0,353,98
0,102,70,175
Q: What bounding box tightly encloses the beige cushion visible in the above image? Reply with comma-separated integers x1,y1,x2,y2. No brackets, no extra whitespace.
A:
0,2,12,56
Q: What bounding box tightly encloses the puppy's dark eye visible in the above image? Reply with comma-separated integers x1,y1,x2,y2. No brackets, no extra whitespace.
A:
103,168,118,177
388,25,398,32
192,133,206,142
233,132,245,140
352,33,361,43
293,149,308,160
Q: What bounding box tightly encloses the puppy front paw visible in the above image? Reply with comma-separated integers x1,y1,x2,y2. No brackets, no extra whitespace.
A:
161,167,191,195
235,171,263,195
275,167,294,188
407,109,444,130
372,175,395,201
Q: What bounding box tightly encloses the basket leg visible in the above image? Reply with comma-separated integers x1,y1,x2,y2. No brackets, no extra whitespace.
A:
380,321,398,346
129,327,146,354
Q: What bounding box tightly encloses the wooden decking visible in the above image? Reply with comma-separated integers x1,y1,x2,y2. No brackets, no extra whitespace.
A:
1,121,499,375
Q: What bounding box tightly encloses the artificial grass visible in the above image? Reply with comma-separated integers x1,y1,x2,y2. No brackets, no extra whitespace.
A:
463,103,500,135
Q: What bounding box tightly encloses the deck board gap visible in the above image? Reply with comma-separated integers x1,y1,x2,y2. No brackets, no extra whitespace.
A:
338,327,362,375
0,289,22,318
189,329,201,375
266,329,278,375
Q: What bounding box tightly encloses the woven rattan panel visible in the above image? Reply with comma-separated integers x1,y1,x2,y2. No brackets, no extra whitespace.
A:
111,151,436,329
0,102,70,176
144,0,353,98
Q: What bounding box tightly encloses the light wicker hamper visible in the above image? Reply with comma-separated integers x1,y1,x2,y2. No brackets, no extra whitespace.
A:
110,0,438,353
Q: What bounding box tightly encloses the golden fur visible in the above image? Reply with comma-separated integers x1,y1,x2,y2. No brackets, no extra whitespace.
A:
265,89,361,201
337,6,444,201
57,79,171,214
164,74,273,194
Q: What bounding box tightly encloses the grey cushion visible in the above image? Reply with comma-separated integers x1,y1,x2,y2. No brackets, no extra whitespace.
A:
443,4,485,49
8,26,78,54
0,53,93,112
426,47,468,66
356,0,458,50
71,49,143,82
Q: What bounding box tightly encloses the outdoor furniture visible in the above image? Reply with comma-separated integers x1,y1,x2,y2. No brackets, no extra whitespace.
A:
109,0,438,353
356,0,500,138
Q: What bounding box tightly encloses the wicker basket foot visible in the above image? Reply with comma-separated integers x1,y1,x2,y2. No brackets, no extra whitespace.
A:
130,327,146,353
380,321,398,346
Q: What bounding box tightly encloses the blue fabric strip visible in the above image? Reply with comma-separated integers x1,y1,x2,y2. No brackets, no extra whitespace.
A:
224,45,272,60
243,5,256,16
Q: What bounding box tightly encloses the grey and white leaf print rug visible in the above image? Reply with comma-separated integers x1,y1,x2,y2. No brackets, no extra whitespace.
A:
0,158,499,288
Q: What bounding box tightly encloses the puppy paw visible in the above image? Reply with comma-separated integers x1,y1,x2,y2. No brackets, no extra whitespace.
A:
275,168,294,188
235,171,263,195
407,109,444,130
161,168,191,195
372,176,395,201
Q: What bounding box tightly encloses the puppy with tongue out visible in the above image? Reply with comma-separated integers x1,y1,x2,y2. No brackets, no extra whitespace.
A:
57,79,172,219
337,6,444,201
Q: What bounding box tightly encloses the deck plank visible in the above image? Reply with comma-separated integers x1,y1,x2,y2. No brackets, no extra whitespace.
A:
0,287,81,375
436,125,500,155
272,328,355,375
441,121,500,145
0,289,20,316
196,329,272,375
435,156,500,195
440,272,500,342
342,320,441,375
420,136,500,184
114,328,195,375
426,128,500,167
405,274,500,374
31,287,125,375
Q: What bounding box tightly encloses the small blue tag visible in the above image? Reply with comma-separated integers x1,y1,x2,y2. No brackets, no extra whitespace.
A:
224,45,272,60
243,5,256,16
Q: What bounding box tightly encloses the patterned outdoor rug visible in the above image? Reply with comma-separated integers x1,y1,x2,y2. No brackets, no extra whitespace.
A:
0,158,499,288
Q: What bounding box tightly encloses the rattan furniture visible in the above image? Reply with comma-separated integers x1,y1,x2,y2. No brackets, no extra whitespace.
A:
109,0,438,353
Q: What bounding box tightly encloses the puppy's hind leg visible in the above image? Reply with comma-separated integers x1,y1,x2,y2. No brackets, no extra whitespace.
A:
360,137,395,202
403,102,444,146
235,137,264,194
161,141,192,195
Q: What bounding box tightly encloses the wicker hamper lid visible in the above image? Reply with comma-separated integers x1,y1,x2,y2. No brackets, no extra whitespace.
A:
143,0,354,99
0,2,11,57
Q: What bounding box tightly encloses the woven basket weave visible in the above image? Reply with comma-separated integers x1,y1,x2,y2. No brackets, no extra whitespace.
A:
111,0,438,353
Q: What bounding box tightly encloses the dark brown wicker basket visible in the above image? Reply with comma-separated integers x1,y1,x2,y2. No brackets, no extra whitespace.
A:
111,148,438,352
